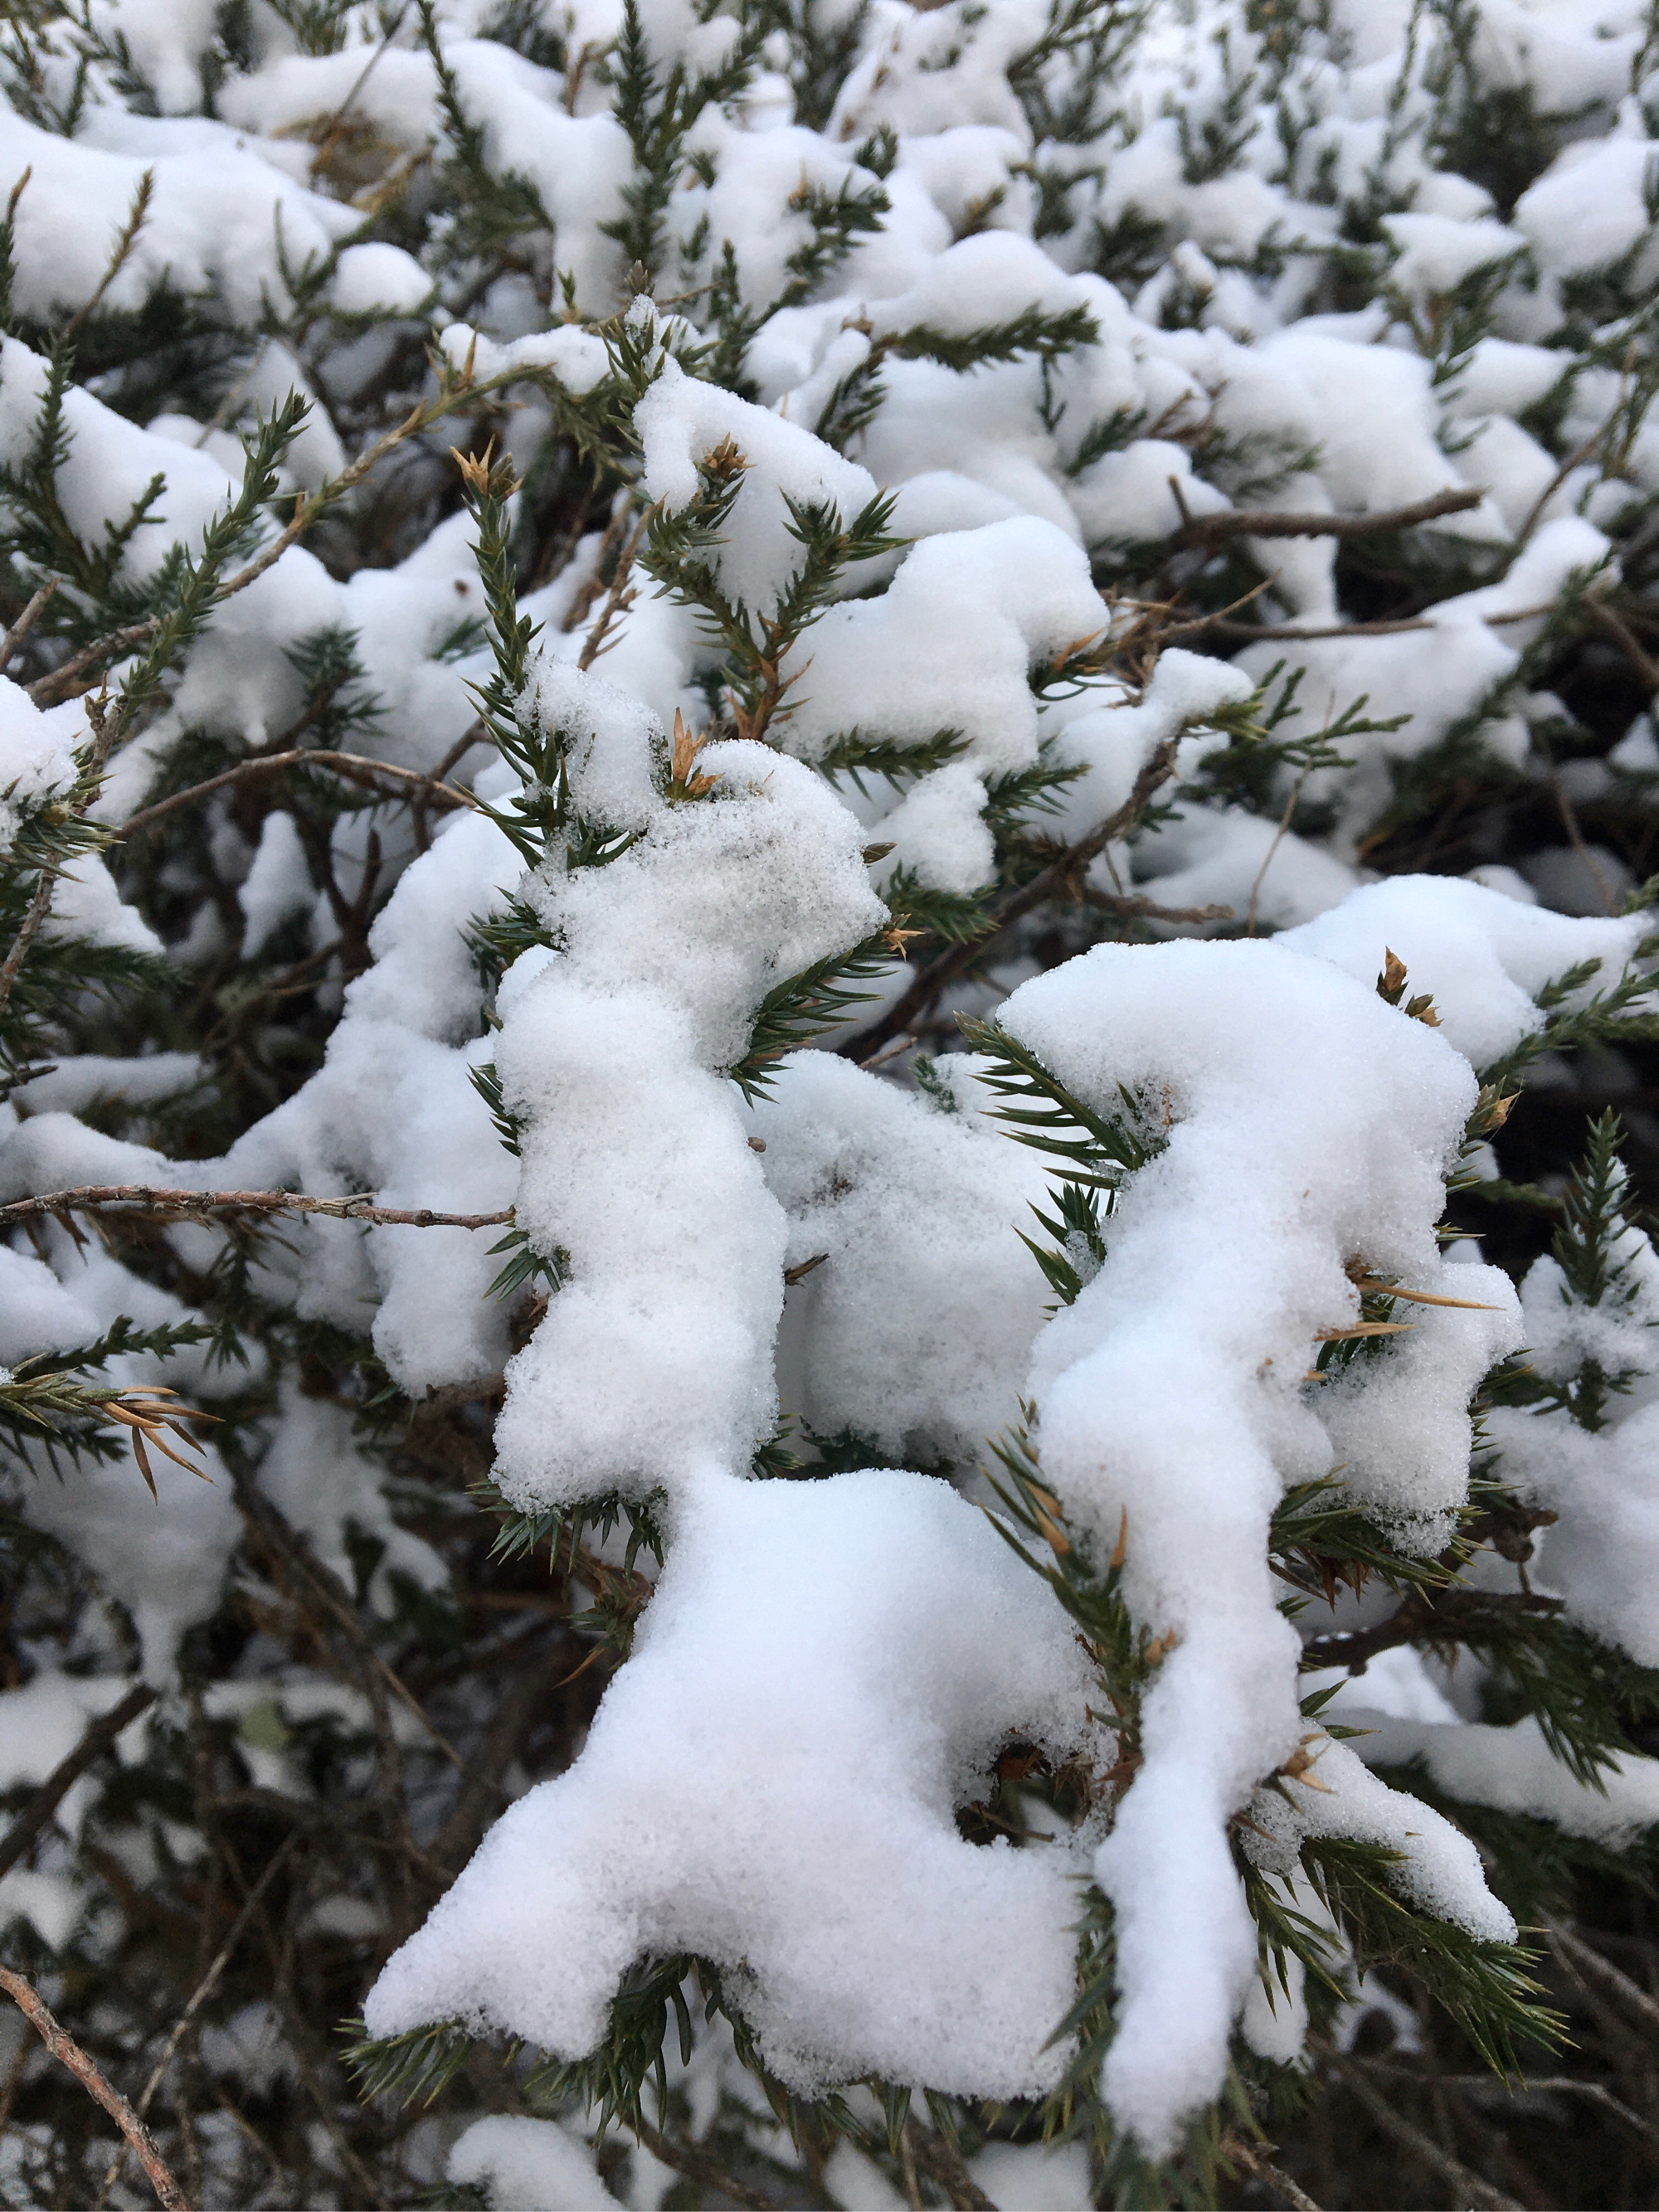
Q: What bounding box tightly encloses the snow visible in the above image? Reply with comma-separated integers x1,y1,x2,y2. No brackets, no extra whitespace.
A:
328,242,432,318
1070,438,1232,549
749,1050,1053,1468
969,2140,1095,2211
490,706,882,1513
1243,1737,1517,1943
366,1470,1101,2098
0,678,84,856
447,2117,621,2211
1000,926,1525,2150
10,1053,201,1116
256,1385,447,1620
0,1233,241,1680
1489,1395,1659,1669
237,810,313,958
9,0,1659,2183
443,41,633,314
1280,875,1647,1070
1349,1712,1659,1844
1127,803,1359,931
635,352,881,620
868,231,1094,343
783,515,1103,775
1383,212,1525,307
0,106,358,324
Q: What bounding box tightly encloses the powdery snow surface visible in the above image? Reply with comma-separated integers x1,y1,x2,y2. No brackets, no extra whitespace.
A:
367,1470,1102,2098
489,703,883,1511
445,2116,622,2211
1000,930,1526,2147
748,1049,1056,1466
6,0,1659,2192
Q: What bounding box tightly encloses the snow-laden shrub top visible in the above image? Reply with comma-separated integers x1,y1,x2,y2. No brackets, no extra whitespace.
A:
5,0,1659,2203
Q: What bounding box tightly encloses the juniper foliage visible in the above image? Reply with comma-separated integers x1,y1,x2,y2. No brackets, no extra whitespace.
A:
2,3,1659,2210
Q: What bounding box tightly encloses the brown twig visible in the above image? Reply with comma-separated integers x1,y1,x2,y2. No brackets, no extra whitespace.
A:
231,1476,484,1801
577,499,658,671
1299,1585,1563,1672
1155,596,1559,647
1361,2064,1659,2154
0,1681,157,1885
1221,2132,1326,2212
1545,1921,1659,2040
303,3,408,182
901,2120,996,2211
1083,887,1236,924
1586,596,1659,697
230,1481,431,1934
842,728,1188,1060
26,617,158,704
898,2119,924,2210
0,869,56,1029
0,1184,513,1233
424,1637,572,1878
1318,2048,1522,2212
116,749,481,838
0,1965,192,2212
0,576,58,673
1175,484,1482,551
559,498,633,633
1247,765,1309,936
412,720,488,852
93,1832,301,2210
1512,421,1607,549
630,2114,787,2209
1533,723,1618,915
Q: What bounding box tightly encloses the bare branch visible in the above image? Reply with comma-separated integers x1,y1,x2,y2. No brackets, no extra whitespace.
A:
843,727,1188,1061
116,749,481,838
1545,1921,1659,2040
1175,484,1483,551
1152,596,1559,647
1299,1585,1564,1673
93,1833,301,2211
1084,887,1236,925
1586,596,1659,697
1221,2132,1326,2212
0,1964,192,2212
0,576,58,673
577,498,658,672
1318,2048,1523,2212
902,2119,996,2211
629,2114,787,2210
0,1184,513,1233
1361,2063,1659,2155
0,1681,157,1884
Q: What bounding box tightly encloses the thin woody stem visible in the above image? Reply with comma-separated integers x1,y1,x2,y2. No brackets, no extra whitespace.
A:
117,750,480,837
0,1682,158,1885
93,1833,301,2211
0,576,58,673
0,1965,192,2212
1175,483,1482,549
27,357,538,711
844,727,1188,1060
0,1184,513,1232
